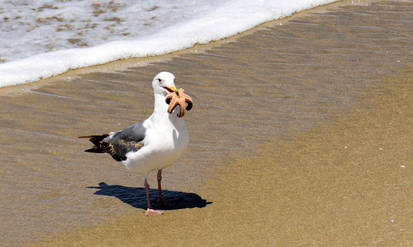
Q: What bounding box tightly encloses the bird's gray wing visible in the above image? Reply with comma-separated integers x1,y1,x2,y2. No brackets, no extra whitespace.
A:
103,121,147,161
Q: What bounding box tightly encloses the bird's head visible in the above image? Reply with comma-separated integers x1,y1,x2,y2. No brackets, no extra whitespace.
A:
152,71,177,96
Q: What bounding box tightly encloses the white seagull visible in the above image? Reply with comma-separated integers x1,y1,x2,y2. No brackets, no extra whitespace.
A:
80,72,190,216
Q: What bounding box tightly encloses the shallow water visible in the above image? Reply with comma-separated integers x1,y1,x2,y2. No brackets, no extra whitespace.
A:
2,0,413,246
0,0,224,62
0,0,335,87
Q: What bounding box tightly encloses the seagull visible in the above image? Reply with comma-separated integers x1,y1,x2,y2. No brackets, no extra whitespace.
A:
79,72,190,216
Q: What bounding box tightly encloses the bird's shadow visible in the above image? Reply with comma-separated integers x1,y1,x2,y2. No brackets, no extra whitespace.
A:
88,182,212,210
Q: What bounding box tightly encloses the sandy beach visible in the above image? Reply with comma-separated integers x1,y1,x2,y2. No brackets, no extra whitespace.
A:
37,71,413,247
1,0,413,246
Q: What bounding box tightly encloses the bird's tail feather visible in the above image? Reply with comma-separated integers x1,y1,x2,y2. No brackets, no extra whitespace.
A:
78,134,109,153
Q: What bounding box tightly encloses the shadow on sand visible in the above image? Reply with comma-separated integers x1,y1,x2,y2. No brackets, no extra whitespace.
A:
88,182,212,210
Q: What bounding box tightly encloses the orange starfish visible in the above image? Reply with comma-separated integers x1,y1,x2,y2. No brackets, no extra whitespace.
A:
165,88,193,118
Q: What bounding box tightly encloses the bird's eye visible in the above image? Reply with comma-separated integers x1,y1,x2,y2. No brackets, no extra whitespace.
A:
158,78,162,82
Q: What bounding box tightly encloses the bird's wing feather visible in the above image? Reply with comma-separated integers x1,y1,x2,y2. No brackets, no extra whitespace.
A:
104,121,147,161
80,121,147,161
106,121,146,143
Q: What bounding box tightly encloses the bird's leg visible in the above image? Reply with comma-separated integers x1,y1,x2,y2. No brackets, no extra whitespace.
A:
144,177,163,216
157,169,165,206
144,178,151,209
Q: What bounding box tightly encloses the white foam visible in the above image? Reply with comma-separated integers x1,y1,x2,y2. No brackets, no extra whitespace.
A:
0,0,335,87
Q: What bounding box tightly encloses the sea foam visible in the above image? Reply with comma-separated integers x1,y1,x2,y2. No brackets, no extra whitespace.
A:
0,0,335,87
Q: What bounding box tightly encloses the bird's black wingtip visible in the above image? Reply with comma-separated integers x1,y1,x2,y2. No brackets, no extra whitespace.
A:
85,147,105,153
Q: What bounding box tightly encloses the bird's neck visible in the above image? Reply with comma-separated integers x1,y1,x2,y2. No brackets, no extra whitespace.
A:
151,93,181,124
153,93,169,115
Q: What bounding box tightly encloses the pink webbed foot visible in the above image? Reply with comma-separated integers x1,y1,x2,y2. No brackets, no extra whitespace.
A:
145,208,164,216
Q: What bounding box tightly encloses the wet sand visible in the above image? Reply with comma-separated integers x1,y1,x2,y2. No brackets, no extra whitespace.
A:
0,0,413,246
34,70,413,247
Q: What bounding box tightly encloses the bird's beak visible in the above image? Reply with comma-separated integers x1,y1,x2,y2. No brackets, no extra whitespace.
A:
165,86,178,93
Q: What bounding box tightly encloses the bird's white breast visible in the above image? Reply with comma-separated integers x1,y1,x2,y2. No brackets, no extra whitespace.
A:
123,114,189,174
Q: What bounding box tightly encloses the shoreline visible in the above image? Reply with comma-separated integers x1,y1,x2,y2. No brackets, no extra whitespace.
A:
0,0,412,246
0,0,374,94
